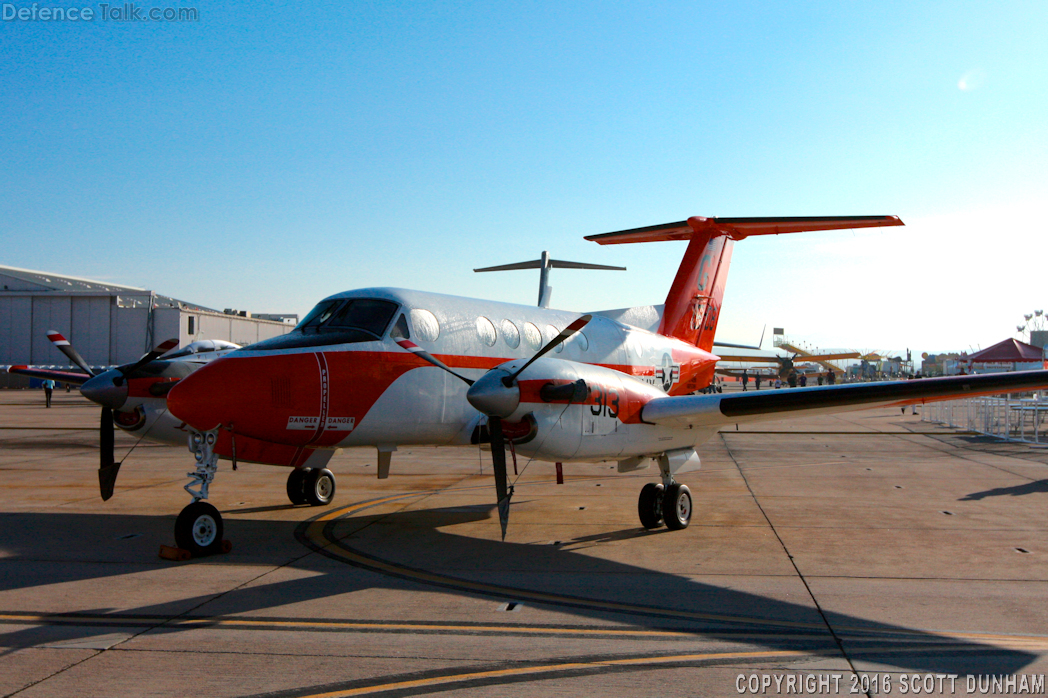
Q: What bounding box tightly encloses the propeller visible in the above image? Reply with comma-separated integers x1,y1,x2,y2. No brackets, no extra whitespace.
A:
112,338,180,385
99,407,119,501
49,331,178,501
46,331,97,376
398,314,592,539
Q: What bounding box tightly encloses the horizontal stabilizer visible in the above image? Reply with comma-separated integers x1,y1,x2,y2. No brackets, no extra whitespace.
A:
586,215,903,245
475,259,625,272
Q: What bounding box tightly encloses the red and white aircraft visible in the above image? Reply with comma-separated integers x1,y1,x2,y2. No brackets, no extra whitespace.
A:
84,216,1048,556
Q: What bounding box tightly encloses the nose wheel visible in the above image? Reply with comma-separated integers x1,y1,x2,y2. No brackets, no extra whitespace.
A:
175,501,225,556
637,482,692,531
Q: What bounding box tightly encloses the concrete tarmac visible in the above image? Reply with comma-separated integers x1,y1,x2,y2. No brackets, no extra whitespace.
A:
2,389,1048,697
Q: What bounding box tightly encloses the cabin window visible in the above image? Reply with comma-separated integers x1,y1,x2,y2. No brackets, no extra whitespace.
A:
501,320,520,349
545,325,565,353
522,322,542,351
410,308,440,342
573,331,589,352
476,316,497,347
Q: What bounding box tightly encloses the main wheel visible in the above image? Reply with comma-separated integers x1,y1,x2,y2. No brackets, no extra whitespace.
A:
304,468,336,506
174,501,224,556
662,483,692,531
286,468,310,505
638,483,665,529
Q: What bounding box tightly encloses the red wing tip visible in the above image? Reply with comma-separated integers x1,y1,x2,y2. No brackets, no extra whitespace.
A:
7,365,28,373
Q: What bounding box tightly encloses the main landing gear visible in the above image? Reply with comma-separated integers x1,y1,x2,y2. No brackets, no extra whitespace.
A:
637,481,693,530
637,451,695,531
286,467,336,506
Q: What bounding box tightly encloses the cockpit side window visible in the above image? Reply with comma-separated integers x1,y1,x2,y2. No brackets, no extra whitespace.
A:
298,300,343,331
390,313,410,340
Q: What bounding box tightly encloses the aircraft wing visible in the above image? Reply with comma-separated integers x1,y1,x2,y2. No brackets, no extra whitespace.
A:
7,365,91,385
641,370,1048,428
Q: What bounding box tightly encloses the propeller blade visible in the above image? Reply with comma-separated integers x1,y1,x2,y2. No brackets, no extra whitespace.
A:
396,339,474,386
508,314,591,383
488,416,511,541
119,338,179,376
46,331,97,376
98,407,120,501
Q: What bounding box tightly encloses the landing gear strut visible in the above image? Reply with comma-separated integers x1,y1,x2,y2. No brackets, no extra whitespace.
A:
286,467,336,506
169,427,230,558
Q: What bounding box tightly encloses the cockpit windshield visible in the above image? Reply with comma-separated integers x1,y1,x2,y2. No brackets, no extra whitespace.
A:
245,298,400,352
297,300,342,331
296,298,398,338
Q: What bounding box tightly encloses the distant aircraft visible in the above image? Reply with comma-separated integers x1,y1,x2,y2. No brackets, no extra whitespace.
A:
716,350,861,384
8,334,337,503
140,214,1048,559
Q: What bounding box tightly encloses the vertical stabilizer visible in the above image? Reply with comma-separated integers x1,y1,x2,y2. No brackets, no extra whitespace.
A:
658,218,733,351
585,214,904,350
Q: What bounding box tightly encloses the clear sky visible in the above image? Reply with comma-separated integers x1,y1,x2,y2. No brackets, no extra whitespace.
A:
3,1,1046,358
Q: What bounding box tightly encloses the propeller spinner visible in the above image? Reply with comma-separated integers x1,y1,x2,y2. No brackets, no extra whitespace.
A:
48,331,179,501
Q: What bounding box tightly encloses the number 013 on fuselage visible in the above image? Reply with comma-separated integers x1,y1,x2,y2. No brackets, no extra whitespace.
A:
165,215,1048,551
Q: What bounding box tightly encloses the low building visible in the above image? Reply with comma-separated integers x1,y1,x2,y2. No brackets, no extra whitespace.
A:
1,264,293,387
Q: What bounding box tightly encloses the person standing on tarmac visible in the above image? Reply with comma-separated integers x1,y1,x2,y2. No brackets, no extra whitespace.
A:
42,379,55,408
742,370,749,392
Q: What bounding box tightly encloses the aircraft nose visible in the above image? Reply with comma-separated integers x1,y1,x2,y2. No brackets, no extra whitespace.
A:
167,352,325,444
167,360,228,432
81,370,128,410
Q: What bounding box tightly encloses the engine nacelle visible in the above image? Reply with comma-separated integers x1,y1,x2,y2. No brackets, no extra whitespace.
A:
477,357,712,462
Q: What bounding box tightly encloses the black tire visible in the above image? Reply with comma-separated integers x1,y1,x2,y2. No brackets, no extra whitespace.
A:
286,468,310,505
304,468,336,506
638,483,664,529
663,483,692,531
174,501,224,556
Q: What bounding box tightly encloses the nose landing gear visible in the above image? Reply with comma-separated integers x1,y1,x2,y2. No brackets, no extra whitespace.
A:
164,427,232,559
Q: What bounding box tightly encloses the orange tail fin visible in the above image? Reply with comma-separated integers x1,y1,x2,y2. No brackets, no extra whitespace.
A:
586,215,903,351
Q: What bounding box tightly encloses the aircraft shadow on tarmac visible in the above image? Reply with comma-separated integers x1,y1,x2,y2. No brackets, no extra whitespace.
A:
960,480,1048,500
0,506,1036,675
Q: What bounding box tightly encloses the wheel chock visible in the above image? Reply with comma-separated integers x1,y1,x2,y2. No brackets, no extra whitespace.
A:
158,545,191,561
220,540,233,554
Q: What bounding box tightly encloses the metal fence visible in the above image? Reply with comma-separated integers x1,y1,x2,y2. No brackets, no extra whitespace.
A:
922,393,1048,445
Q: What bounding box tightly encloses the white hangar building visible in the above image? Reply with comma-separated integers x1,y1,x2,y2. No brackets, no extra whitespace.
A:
1,264,295,385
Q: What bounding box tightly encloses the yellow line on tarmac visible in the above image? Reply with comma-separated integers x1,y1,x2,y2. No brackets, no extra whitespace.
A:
305,495,1048,649
304,496,824,631
0,426,97,431
297,649,809,698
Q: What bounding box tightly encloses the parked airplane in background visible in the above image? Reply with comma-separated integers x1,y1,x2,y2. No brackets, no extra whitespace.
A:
103,213,1046,558
8,336,342,501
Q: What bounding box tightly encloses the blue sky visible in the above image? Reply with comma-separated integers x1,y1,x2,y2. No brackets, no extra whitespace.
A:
3,1,1046,356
